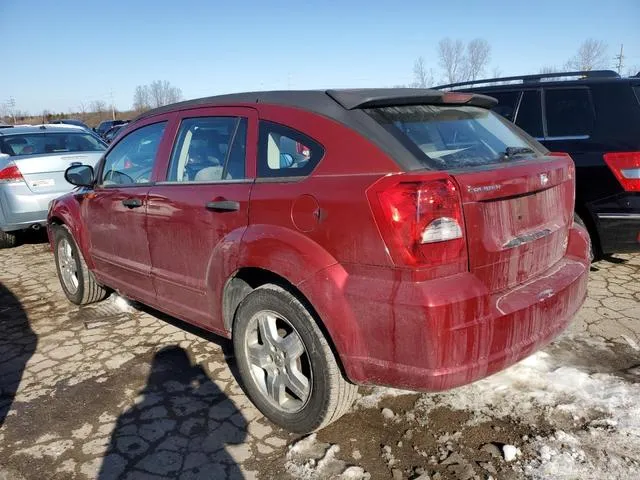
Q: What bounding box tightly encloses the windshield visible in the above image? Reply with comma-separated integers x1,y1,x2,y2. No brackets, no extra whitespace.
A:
0,132,106,156
367,105,546,170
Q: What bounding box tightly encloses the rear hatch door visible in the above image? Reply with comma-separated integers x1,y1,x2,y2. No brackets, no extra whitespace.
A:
452,156,575,293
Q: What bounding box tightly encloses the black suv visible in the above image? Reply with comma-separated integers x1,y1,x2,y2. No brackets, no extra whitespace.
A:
437,70,640,258
95,119,128,138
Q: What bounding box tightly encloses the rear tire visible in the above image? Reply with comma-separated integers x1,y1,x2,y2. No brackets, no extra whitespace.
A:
53,225,107,305
573,213,595,262
233,284,358,433
0,230,18,249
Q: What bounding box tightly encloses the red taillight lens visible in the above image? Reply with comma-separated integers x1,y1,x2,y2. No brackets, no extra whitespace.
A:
604,152,640,192
0,162,24,183
371,177,467,270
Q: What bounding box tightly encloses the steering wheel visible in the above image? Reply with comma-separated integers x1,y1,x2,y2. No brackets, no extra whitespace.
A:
133,165,154,184
103,169,134,185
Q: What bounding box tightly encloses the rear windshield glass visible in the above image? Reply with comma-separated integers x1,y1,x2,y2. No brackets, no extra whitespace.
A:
0,132,106,156
367,105,545,170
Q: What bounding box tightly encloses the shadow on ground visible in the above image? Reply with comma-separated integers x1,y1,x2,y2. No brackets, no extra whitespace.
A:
98,345,248,480
0,282,37,426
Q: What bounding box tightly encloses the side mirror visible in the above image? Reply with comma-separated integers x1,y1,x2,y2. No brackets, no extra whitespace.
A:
279,152,294,168
65,165,94,187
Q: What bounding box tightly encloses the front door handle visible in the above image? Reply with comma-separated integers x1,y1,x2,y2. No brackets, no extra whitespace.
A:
122,198,143,209
205,200,240,212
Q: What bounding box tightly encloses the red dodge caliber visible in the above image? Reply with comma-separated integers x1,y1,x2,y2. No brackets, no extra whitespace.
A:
48,89,590,433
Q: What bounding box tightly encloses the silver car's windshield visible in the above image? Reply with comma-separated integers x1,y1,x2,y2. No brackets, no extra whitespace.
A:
0,132,106,156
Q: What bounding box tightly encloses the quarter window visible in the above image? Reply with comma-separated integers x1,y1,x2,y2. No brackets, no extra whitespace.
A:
258,121,323,178
515,90,543,138
544,88,595,137
100,122,166,186
167,117,247,182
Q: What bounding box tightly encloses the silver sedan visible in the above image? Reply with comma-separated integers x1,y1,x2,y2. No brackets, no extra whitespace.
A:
0,124,106,248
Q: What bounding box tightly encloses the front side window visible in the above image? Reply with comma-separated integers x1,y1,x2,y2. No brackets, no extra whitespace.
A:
489,91,521,121
515,90,544,138
258,121,323,177
100,122,166,186
367,105,544,170
544,88,595,137
167,117,247,182
0,132,105,156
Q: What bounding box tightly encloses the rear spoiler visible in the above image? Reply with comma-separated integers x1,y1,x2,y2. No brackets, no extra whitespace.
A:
326,88,497,110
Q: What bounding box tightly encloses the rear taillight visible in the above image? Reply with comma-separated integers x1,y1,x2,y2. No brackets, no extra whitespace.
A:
369,177,467,271
0,162,24,183
604,152,640,192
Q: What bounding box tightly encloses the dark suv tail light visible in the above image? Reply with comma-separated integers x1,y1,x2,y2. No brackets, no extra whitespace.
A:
369,176,467,273
604,152,640,192
0,162,24,183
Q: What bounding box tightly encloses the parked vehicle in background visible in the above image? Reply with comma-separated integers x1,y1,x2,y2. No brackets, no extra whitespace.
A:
436,70,640,259
95,119,128,138
103,123,128,144
49,88,590,433
0,125,106,248
0,121,12,129
50,119,91,131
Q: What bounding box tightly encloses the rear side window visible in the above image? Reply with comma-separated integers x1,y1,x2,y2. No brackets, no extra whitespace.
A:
258,121,323,178
0,132,105,156
167,116,247,182
367,105,544,170
515,90,543,138
489,91,521,121
544,88,595,138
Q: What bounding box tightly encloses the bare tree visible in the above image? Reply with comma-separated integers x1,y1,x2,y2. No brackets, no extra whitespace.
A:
133,85,151,112
90,100,107,114
411,57,435,88
438,38,466,84
491,66,502,78
566,39,608,71
466,39,491,81
77,101,88,120
146,80,183,109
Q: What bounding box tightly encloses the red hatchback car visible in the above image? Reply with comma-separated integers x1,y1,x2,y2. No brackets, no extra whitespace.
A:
48,89,590,433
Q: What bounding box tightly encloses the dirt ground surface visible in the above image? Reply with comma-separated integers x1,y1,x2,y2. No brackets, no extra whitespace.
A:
1,236,639,480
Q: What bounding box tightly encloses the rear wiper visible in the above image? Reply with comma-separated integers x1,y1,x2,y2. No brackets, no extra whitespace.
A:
500,146,536,160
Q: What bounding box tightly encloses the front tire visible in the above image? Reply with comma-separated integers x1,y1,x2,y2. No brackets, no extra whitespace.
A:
233,284,358,433
0,230,18,249
53,225,107,305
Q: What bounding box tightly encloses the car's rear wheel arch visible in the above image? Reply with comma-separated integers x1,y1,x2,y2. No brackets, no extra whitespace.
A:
223,267,348,378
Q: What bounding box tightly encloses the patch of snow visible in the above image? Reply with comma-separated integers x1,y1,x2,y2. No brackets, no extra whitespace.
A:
110,294,134,313
502,444,521,462
381,408,395,420
286,434,371,480
356,387,413,409
409,335,640,478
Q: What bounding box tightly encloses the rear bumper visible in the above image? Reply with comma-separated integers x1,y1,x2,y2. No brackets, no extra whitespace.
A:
300,225,590,392
0,184,63,232
596,213,640,254
591,192,640,254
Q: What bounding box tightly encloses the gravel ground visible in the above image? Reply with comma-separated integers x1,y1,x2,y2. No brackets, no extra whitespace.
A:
1,235,639,480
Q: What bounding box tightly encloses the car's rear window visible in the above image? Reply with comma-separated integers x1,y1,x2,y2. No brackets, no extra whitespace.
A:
0,132,106,156
366,105,545,170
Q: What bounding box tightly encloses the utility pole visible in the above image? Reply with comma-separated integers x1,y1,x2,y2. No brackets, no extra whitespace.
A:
6,97,16,124
614,44,624,75
109,89,116,120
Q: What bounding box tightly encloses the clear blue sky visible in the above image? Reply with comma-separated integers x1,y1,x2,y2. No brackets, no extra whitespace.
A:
1,0,639,114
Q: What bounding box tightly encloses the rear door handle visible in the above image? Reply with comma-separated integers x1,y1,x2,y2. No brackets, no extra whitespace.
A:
205,200,240,212
122,198,143,209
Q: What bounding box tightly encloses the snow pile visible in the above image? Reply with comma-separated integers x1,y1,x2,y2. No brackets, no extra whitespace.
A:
361,334,640,477
285,434,371,480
